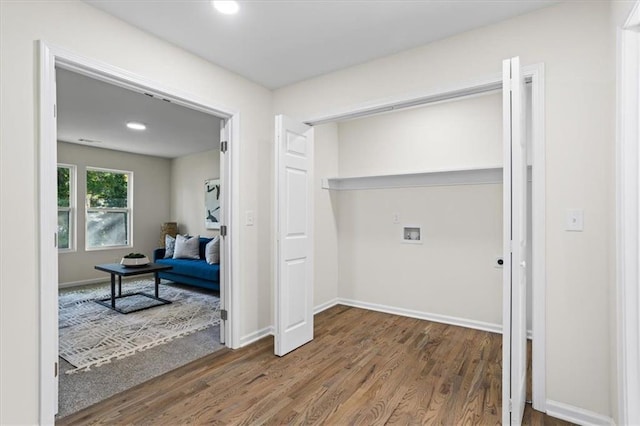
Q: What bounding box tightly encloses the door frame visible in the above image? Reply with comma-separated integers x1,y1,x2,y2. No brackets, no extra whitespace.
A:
616,2,640,424
304,63,547,413
38,40,241,423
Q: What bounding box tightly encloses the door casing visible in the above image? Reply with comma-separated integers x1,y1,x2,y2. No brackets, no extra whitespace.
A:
38,40,241,423
616,2,640,424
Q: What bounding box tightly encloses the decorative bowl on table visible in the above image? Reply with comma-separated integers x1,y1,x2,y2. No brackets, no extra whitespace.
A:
120,253,150,267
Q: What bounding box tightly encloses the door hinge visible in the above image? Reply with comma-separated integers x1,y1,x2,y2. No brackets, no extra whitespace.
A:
508,399,513,412
220,225,227,237
220,140,228,153
54,232,58,248
54,361,58,378
220,309,228,321
54,104,57,118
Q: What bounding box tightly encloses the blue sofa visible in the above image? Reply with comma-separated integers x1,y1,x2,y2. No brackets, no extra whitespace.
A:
153,237,220,291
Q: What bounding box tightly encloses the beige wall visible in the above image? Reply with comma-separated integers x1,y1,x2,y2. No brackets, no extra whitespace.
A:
171,149,221,238
57,142,172,284
275,1,615,418
0,1,272,423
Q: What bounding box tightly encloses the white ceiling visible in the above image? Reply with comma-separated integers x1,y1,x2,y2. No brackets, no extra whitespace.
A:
59,1,555,157
56,68,220,158
85,0,556,89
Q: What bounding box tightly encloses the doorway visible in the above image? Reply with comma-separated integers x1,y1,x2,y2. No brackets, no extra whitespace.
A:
274,60,546,423
38,41,239,421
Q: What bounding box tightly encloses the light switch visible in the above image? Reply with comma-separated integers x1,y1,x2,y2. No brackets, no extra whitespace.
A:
246,210,254,226
566,209,584,231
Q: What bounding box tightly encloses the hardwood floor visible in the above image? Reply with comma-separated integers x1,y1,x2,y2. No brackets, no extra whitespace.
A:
58,306,570,425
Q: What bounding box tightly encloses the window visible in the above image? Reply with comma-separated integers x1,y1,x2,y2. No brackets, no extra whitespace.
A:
57,164,76,251
86,167,133,250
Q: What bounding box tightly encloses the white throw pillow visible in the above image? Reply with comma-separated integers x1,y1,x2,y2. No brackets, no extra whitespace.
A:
205,236,220,265
173,234,200,259
164,234,176,259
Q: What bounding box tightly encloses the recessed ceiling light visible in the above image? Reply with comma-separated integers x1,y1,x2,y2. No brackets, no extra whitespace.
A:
212,1,239,15
126,122,146,131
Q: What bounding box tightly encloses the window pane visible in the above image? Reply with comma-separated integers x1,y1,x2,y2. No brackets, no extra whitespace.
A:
86,170,128,208
57,167,70,208
87,211,128,248
57,210,70,249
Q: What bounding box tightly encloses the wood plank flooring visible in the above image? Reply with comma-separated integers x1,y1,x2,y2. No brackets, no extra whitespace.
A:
58,305,571,425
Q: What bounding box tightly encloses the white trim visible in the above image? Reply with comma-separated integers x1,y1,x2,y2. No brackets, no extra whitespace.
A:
304,62,547,413
38,41,242,423
616,5,640,425
339,298,503,335
314,298,339,314
38,41,59,423
84,167,133,251
312,298,532,336
530,63,547,413
625,1,640,29
304,67,538,126
322,165,533,191
545,400,613,426
323,166,503,190
239,326,274,347
305,77,501,126
58,277,107,288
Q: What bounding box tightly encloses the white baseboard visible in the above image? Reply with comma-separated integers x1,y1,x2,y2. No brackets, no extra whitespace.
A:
243,298,533,351
338,298,504,335
58,277,107,288
239,326,274,347
314,298,339,314
546,400,613,426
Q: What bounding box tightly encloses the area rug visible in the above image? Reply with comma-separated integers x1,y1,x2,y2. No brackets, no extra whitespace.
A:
59,280,220,374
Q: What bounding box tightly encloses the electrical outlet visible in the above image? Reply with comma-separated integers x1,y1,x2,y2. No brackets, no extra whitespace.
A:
246,210,254,226
392,213,400,224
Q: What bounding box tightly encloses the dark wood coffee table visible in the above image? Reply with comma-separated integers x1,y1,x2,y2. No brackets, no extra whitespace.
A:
94,263,173,314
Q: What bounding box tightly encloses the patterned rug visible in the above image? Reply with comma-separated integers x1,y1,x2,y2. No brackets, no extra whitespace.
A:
59,280,220,374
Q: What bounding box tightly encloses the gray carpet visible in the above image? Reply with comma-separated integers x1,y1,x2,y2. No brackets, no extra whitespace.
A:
56,282,224,420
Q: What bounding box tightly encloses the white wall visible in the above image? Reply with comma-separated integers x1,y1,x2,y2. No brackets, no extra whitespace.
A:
0,1,272,423
171,149,221,238
313,123,340,308
57,142,172,284
275,1,616,418
337,185,503,325
338,92,503,176
332,93,508,329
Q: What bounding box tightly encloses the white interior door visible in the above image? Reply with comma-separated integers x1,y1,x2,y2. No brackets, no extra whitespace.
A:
274,114,314,356
502,56,528,425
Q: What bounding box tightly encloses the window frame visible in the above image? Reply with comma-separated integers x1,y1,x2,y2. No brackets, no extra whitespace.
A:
57,163,76,253
85,166,134,251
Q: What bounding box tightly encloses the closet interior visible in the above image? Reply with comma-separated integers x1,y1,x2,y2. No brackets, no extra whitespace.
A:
313,86,533,342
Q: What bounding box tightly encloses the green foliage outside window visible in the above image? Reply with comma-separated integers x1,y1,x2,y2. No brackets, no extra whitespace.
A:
57,167,70,208
86,170,128,208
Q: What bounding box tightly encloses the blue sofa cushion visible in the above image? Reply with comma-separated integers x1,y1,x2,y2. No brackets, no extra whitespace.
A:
156,258,220,282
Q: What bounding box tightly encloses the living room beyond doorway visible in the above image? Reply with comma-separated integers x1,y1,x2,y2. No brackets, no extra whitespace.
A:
54,66,229,418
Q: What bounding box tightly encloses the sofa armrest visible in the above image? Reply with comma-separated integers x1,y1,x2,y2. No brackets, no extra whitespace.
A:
153,248,166,261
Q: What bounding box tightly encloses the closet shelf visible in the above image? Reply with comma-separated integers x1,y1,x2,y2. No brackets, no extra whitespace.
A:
321,166,515,191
